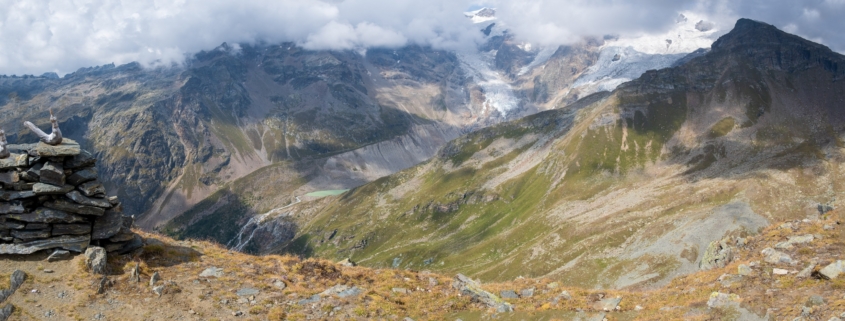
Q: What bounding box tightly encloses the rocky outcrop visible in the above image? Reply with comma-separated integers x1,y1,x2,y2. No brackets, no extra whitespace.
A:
0,139,140,255
451,274,513,312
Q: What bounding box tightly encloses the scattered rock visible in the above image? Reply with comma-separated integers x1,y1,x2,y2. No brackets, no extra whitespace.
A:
236,288,259,296
707,292,740,308
819,261,845,279
338,258,356,267
546,282,559,289
806,295,825,307
500,290,518,299
738,264,752,276
84,246,107,275
298,294,321,305
129,263,140,283
797,261,818,279
558,291,572,301
43,269,53,273
97,276,112,294
0,304,14,321
272,280,286,290
452,274,513,312
761,248,794,265
150,272,160,287
199,267,224,278
593,297,622,311
10,270,26,291
392,287,409,294
773,268,789,275
775,234,814,249
521,287,535,298
635,305,644,311
719,274,743,287
152,285,165,297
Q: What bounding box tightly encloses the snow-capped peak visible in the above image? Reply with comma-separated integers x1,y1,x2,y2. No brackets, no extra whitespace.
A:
604,12,718,55
464,7,497,24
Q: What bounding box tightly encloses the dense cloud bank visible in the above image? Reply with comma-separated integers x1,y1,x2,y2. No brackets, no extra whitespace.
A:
0,0,843,76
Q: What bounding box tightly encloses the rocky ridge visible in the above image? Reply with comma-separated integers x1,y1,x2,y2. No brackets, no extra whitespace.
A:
1,214,844,320
0,139,140,256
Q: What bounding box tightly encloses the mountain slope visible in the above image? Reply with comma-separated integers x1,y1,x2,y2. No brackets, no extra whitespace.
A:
260,19,845,288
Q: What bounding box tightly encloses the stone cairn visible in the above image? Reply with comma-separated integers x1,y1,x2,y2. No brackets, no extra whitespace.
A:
0,138,141,255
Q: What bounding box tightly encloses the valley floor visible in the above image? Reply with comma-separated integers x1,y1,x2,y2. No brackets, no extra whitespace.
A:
1,214,845,321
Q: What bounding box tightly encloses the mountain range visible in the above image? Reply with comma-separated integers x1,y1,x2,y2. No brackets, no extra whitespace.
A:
2,12,842,291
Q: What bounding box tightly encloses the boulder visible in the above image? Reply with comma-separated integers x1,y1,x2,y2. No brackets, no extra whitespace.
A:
0,304,12,321
34,138,80,157
0,235,90,254
32,183,75,195
700,239,735,270
452,274,513,312
6,208,87,223
0,153,28,169
66,190,111,208
52,224,92,236
819,260,845,279
84,246,107,274
77,181,105,197
66,168,97,186
43,199,105,216
39,161,65,186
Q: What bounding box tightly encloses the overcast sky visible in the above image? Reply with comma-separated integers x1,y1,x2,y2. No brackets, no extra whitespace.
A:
0,0,843,76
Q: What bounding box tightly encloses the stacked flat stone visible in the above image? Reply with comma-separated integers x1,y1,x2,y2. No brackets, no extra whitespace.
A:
0,138,141,255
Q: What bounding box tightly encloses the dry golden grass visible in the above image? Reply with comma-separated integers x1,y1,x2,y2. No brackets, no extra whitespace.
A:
3,216,843,320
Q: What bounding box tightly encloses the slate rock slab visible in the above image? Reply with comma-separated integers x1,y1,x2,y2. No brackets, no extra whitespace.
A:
0,235,90,254
52,223,92,236
64,149,95,169
44,199,105,216
6,208,87,223
67,168,97,186
39,161,65,186
0,154,28,170
66,190,111,208
91,209,124,240
35,138,80,157
33,183,75,195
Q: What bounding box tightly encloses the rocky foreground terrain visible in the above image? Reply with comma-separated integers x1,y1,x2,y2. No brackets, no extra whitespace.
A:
0,212,843,320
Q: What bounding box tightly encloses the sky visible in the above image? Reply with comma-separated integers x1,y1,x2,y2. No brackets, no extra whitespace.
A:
0,0,843,76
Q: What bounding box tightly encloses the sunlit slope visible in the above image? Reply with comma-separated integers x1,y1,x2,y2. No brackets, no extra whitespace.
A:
285,19,845,288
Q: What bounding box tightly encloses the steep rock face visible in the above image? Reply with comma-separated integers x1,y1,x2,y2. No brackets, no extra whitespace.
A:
276,19,845,288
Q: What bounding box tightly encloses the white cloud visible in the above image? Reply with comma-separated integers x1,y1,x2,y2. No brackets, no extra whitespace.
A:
0,0,843,77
